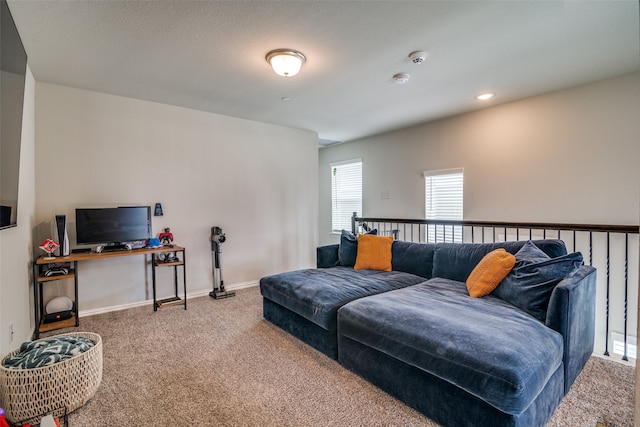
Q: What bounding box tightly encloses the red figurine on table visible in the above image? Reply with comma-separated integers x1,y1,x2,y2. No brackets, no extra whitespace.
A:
159,228,174,246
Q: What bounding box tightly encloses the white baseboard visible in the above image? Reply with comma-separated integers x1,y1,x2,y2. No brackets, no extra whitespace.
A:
591,351,636,367
78,280,259,318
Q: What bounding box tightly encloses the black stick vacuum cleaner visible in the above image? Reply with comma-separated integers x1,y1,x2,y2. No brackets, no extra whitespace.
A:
209,226,235,299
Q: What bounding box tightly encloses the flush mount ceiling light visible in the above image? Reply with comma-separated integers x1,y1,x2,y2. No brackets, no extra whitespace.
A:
476,93,495,101
393,73,410,84
265,49,306,77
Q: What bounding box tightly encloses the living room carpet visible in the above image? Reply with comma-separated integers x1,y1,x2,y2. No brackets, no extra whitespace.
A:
45,286,633,426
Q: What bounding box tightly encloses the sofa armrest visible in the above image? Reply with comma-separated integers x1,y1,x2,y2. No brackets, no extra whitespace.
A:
317,244,339,268
545,264,596,394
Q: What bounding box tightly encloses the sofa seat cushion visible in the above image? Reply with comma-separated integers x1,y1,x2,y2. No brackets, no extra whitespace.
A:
337,278,564,415
260,267,426,331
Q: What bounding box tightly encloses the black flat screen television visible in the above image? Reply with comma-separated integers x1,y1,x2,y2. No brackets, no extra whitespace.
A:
0,0,28,229
75,206,152,246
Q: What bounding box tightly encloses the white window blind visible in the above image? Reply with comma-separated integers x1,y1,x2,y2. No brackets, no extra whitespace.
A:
331,159,362,233
424,169,463,243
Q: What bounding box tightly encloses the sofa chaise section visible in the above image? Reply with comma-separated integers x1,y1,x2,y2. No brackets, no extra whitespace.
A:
260,266,426,358
335,240,596,427
338,279,565,426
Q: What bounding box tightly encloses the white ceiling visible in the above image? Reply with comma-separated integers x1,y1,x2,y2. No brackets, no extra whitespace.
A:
7,1,640,145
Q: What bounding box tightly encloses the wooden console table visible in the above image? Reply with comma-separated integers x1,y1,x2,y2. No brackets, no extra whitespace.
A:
33,245,186,338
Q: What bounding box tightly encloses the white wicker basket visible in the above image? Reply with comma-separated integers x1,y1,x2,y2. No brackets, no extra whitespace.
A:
0,332,103,424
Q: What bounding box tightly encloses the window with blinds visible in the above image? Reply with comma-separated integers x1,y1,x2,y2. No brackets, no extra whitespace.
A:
331,159,362,233
424,168,463,243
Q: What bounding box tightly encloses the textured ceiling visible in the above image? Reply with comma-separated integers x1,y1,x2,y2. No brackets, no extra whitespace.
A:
7,1,640,145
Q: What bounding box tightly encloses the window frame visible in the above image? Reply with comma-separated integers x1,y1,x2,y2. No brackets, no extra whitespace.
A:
424,168,464,243
331,158,363,234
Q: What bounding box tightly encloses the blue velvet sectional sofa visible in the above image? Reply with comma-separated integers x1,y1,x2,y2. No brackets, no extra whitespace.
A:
260,236,596,427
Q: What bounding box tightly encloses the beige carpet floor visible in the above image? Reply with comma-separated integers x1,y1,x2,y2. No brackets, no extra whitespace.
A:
44,286,634,426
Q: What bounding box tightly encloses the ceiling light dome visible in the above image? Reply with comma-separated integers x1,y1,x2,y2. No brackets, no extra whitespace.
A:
393,73,410,84
266,49,306,77
476,93,495,101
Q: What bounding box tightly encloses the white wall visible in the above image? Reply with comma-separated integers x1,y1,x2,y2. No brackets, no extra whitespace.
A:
319,72,640,244
319,72,640,356
0,67,36,355
35,83,318,312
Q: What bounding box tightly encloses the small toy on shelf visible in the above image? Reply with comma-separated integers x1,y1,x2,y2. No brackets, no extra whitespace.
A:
38,239,59,260
159,227,174,246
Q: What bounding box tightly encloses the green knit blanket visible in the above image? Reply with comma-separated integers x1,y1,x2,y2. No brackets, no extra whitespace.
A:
3,336,95,369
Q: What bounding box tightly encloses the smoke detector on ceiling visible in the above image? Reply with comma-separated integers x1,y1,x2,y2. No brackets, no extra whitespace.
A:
409,51,427,64
393,73,410,84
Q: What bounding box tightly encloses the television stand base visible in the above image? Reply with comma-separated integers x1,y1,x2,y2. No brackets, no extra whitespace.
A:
97,244,131,253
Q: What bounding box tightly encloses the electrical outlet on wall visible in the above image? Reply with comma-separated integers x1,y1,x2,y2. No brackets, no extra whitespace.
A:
9,323,14,343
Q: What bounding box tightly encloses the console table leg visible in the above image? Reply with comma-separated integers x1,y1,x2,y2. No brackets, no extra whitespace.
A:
183,250,187,310
73,261,79,326
152,253,158,311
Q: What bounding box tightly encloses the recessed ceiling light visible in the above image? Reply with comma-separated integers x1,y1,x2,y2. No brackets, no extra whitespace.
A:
476,93,495,101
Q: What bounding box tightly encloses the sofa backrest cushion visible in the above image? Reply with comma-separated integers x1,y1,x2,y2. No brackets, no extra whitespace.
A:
432,239,567,282
493,241,584,321
337,229,377,267
391,240,435,279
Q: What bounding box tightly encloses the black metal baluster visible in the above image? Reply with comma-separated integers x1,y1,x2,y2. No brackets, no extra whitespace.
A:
604,233,610,356
623,233,629,361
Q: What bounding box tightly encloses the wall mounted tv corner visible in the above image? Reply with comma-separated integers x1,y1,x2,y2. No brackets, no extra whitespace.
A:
0,0,28,229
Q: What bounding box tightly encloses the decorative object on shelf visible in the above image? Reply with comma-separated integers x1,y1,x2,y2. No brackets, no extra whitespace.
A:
158,252,180,263
159,227,174,245
154,203,163,216
158,227,177,262
46,296,73,314
265,48,306,77
145,237,162,248
38,239,59,260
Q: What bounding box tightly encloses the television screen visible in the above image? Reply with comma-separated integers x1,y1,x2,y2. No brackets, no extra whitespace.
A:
0,0,28,229
75,206,152,246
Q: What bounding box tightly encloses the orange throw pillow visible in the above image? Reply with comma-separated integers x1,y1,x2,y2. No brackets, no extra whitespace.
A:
354,234,394,271
466,249,516,298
